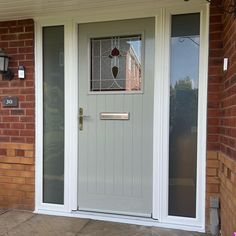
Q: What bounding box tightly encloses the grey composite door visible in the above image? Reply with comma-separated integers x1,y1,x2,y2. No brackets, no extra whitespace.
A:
78,18,155,217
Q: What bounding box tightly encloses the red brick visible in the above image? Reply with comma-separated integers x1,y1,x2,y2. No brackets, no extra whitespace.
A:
10,123,25,129
0,123,10,129
20,88,34,94
207,1,236,234
25,25,34,32
9,41,24,47
25,95,34,102
2,130,19,136
11,137,26,143
20,102,34,108
2,116,20,122
10,80,25,87
19,47,33,54
2,88,19,94
26,110,34,116
0,149,6,155
20,116,34,122
24,40,34,46
0,34,17,41
0,137,10,142
18,33,34,40
0,28,8,34
0,21,17,27
25,54,34,60
0,41,9,48
9,26,24,33
15,149,24,157
17,19,34,25
20,130,34,137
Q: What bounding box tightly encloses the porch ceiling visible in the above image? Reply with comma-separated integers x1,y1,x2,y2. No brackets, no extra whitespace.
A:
0,0,207,21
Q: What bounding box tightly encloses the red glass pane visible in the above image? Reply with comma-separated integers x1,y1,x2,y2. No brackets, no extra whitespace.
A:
111,47,120,57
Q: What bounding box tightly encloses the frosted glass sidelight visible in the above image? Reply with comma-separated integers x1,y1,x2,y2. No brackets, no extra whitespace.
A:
43,26,64,204
168,13,200,218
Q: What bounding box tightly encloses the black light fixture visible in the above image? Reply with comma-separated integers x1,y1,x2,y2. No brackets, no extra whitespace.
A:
205,0,236,17
0,48,13,80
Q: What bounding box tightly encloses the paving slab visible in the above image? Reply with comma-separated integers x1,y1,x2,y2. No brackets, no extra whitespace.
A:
76,220,207,236
76,221,153,236
0,209,7,215
0,210,33,235
0,210,209,236
151,226,208,236
2,213,89,236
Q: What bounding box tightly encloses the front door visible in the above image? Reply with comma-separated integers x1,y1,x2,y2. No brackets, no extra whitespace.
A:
78,18,155,217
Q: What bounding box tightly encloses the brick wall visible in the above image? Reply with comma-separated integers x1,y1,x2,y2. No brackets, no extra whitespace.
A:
0,143,34,209
0,19,34,210
206,4,223,230
220,0,236,160
219,152,236,236
208,1,236,235
219,0,236,234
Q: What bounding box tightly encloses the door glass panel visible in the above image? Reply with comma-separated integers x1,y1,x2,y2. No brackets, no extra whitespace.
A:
168,13,200,218
90,35,142,92
43,26,64,204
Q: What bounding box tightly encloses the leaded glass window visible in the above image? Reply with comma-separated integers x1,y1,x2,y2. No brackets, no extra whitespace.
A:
90,35,142,92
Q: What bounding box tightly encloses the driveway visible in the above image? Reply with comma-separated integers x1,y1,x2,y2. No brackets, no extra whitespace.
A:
0,210,209,236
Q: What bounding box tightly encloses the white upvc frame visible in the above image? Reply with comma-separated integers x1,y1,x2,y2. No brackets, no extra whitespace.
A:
159,5,209,230
35,19,79,213
35,2,209,233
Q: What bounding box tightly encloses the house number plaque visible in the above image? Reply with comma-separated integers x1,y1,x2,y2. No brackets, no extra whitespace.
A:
2,96,18,107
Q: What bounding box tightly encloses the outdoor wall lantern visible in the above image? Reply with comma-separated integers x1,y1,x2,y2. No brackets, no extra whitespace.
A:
0,48,13,80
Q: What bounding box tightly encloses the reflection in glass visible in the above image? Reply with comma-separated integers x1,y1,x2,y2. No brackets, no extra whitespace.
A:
43,26,64,204
168,13,200,218
90,35,142,92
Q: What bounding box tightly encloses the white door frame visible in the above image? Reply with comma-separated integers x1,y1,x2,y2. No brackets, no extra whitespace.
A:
35,2,209,232
159,6,209,228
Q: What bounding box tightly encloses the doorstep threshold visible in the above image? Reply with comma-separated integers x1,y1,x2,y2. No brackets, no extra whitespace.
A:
73,209,158,223
35,209,205,233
